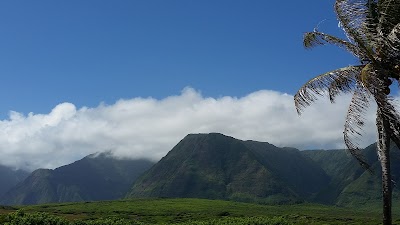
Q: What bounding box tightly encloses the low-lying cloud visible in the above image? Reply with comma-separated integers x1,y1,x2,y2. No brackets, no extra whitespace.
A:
0,87,379,171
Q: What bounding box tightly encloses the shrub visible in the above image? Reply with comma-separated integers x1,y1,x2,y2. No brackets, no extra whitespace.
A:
4,210,70,225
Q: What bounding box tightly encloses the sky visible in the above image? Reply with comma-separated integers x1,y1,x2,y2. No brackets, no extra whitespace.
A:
0,1,383,171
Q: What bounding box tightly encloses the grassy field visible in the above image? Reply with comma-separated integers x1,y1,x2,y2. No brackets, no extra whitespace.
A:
1,198,400,224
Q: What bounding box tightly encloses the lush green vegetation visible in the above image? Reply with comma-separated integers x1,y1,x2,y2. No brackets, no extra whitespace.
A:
1,198,399,224
128,133,329,204
0,210,293,225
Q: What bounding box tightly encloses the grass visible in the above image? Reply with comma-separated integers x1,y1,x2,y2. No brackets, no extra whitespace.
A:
2,198,400,224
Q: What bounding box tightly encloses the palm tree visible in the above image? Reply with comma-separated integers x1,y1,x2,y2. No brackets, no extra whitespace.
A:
294,0,400,224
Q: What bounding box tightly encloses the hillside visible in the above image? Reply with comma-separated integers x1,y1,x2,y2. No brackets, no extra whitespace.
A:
1,152,154,205
0,165,29,198
301,148,366,204
127,133,329,204
303,143,400,206
3,132,400,207
335,144,400,207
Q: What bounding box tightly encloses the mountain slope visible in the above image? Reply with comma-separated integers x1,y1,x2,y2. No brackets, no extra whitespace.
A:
335,144,400,207
0,165,29,199
301,148,366,204
1,153,154,205
127,133,329,204
303,143,400,206
243,141,329,199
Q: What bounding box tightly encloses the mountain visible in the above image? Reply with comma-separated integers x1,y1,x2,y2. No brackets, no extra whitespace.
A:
0,165,29,198
127,133,329,204
1,152,154,205
302,143,400,206
301,147,368,204
334,144,400,207
4,132,398,207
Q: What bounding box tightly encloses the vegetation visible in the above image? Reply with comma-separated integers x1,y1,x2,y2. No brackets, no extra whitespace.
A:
294,0,400,224
0,210,294,225
127,133,328,203
0,198,397,224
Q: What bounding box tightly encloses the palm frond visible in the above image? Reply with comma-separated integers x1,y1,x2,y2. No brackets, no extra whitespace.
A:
335,0,377,61
364,66,400,150
366,0,379,32
328,70,359,103
294,66,363,114
388,23,400,50
303,31,367,59
343,84,372,170
335,0,369,32
377,0,400,36
387,23,400,63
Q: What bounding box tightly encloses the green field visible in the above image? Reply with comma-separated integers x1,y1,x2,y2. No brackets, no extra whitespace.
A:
1,198,400,224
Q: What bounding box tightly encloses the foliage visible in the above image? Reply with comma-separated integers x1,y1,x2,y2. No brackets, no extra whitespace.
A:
4,210,70,225
172,217,293,225
2,210,144,225
1,210,294,225
73,217,144,225
3,198,392,224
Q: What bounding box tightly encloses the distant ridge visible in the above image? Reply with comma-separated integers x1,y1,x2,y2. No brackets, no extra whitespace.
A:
0,165,29,199
1,153,154,205
302,143,400,206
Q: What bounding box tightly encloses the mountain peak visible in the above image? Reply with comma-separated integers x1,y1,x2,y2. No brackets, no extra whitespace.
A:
127,134,329,203
184,132,234,140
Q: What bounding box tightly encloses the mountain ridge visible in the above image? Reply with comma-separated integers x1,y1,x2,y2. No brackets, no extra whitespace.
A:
1,152,154,205
0,165,29,199
2,132,397,207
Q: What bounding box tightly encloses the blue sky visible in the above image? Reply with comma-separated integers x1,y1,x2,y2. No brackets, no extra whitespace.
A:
1,1,380,170
0,0,356,117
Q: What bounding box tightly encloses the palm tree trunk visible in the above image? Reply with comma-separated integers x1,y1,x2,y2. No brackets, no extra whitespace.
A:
377,111,392,225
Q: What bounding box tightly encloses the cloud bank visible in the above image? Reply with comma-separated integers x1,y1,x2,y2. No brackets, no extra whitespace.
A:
0,87,379,171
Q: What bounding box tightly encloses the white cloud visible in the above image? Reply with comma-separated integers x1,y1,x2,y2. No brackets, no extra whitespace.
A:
0,87,381,171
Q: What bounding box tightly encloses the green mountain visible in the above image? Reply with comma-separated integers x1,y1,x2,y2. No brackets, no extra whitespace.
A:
3,132,398,207
302,143,400,206
334,144,400,207
0,165,29,198
301,148,367,204
127,133,329,204
1,152,154,205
